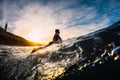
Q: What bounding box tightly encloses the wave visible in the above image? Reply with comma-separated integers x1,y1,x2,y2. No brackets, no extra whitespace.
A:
0,21,120,80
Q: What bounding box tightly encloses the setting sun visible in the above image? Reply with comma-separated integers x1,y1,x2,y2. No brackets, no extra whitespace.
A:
26,30,52,44
27,31,43,43
28,36,41,43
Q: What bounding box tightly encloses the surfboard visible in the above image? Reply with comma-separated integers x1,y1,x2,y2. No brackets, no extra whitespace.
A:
31,42,53,53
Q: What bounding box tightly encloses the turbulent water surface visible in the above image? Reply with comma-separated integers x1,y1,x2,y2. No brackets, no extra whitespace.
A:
0,21,120,80
0,40,83,80
0,39,120,80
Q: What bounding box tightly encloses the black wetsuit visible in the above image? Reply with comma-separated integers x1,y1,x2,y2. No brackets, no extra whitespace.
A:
53,33,62,43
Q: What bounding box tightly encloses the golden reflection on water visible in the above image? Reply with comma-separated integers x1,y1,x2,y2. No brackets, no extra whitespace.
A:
78,66,83,71
42,67,65,80
83,63,87,67
114,55,119,61
99,61,102,64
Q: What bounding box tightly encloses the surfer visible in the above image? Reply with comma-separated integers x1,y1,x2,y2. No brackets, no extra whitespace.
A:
31,29,62,53
48,29,62,45
5,23,8,31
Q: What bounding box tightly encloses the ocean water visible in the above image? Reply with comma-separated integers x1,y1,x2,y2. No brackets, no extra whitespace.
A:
0,40,84,80
0,37,120,80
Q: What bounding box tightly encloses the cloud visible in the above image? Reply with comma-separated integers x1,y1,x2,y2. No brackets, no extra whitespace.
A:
0,0,110,43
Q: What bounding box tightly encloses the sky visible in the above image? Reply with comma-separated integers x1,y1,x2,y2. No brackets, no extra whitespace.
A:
0,0,120,43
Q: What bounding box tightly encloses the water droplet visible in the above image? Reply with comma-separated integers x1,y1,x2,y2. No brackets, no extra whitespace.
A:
114,55,119,61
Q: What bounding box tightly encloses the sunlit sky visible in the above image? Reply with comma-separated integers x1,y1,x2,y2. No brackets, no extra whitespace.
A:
0,0,120,43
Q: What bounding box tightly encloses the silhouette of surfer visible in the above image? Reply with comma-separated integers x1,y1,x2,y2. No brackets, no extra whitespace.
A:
5,23,8,31
48,29,62,45
31,29,62,53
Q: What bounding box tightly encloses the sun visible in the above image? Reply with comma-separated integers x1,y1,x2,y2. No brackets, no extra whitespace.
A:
29,36,41,43
27,31,43,43
28,35,42,43
27,34,51,44
25,30,52,44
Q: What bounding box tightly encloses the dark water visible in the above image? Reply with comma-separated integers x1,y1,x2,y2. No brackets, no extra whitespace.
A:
0,41,120,80
0,42,83,80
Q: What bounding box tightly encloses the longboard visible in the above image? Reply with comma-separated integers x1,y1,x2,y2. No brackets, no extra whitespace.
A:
31,42,53,53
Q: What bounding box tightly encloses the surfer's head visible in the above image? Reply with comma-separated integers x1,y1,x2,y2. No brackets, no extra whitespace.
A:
55,29,60,34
